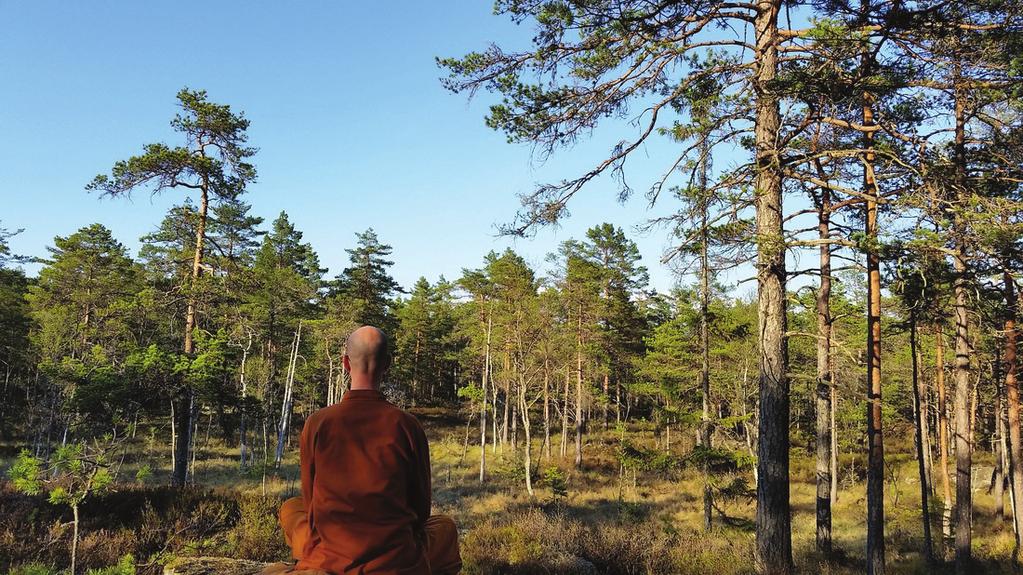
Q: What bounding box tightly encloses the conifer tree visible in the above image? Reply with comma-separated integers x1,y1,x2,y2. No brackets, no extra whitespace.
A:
27,224,144,434
87,88,257,486
332,229,402,333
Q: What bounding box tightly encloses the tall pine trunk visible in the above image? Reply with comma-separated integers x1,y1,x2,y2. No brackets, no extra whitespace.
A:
1002,268,1023,561
699,138,713,533
502,354,510,451
174,186,209,486
999,387,1013,521
815,181,833,556
561,366,570,459
575,318,584,468
952,82,973,575
936,327,954,546
863,95,885,575
543,357,551,461
480,315,491,483
911,317,935,567
831,359,838,505
918,343,934,494
995,389,1006,517
752,0,791,570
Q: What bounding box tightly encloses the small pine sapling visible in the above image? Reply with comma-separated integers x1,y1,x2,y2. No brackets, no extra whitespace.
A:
8,439,118,575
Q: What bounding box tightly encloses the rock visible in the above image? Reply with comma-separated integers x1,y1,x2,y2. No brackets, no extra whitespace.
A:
550,552,597,574
162,556,272,575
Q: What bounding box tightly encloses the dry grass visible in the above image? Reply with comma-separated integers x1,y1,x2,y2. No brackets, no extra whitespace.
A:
1,413,1019,574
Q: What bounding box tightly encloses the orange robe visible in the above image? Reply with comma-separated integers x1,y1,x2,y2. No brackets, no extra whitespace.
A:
283,389,460,575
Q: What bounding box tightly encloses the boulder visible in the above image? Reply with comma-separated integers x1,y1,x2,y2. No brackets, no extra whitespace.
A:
162,557,272,575
550,552,597,574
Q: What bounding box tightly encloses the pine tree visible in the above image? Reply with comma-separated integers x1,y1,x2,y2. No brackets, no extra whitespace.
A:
27,224,144,432
442,4,794,565
87,88,257,486
332,228,402,332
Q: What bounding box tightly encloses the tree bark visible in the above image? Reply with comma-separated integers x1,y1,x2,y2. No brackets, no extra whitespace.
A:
175,185,208,486
71,503,79,575
239,331,251,467
575,318,584,468
492,374,498,453
911,318,935,567
275,322,301,467
952,84,973,575
480,315,491,483
831,358,838,505
863,96,885,575
1000,389,1013,522
502,354,510,451
543,357,551,461
918,343,934,493
1002,269,1023,561
700,142,713,533
520,373,534,496
562,366,570,459
936,326,953,547
815,180,833,556
752,0,792,570
603,373,609,432
170,399,176,476
994,388,1006,513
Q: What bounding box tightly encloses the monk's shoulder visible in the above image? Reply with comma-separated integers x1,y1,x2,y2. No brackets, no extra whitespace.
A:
394,408,428,444
374,402,420,431
304,403,342,432
382,401,419,426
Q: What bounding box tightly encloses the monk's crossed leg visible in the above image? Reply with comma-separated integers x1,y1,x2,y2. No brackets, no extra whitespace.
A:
278,497,461,574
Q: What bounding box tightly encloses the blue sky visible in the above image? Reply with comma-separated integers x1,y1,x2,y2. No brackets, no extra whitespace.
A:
1,1,748,295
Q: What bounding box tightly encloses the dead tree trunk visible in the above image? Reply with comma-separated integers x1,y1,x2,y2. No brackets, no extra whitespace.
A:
275,322,302,467
519,373,534,496
239,330,252,467
479,315,491,483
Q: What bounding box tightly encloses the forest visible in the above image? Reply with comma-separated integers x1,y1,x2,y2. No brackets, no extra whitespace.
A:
1,1,1022,575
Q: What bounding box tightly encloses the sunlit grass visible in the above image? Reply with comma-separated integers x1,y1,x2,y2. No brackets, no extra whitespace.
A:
1,413,1019,574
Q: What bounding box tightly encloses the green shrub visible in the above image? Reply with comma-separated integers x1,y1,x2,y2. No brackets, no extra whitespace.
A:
85,554,135,575
227,493,288,561
9,564,59,575
542,466,568,501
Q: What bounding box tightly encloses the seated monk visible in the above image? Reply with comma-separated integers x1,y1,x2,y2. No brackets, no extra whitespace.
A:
271,326,461,575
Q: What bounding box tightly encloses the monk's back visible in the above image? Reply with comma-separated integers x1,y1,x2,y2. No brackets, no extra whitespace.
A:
298,389,431,574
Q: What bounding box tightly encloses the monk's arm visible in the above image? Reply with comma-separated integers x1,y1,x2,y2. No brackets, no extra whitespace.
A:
300,414,316,507
410,418,432,530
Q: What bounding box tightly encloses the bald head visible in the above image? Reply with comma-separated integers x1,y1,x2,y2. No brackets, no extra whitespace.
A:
344,326,391,389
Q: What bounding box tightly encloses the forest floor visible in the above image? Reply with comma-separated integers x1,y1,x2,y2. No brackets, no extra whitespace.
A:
0,408,1016,574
